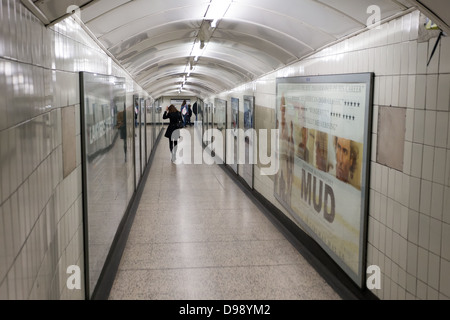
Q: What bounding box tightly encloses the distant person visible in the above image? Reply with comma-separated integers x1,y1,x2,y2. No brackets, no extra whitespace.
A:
187,104,193,125
116,107,127,162
192,102,198,122
163,105,182,161
180,100,188,127
134,101,139,128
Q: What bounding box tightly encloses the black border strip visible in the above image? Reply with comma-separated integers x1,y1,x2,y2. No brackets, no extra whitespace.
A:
220,164,378,300
79,72,90,299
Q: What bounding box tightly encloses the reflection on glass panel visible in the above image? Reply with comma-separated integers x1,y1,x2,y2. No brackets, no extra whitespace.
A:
80,72,131,298
197,100,203,123
193,99,203,147
140,98,146,174
204,103,210,143
207,102,214,143
155,99,162,140
243,95,255,188
230,97,239,174
133,95,141,187
214,98,227,163
146,99,153,162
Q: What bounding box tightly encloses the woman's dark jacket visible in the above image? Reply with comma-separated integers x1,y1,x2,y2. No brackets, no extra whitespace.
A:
163,111,182,139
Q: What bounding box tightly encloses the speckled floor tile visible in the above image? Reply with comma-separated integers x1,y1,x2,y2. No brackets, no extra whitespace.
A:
109,131,341,300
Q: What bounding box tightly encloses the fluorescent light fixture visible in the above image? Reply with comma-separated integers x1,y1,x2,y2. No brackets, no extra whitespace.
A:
211,19,219,28
205,0,232,22
191,40,205,58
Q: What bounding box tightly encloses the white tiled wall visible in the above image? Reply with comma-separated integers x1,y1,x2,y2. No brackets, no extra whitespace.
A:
2,0,449,301
207,10,450,300
0,0,148,299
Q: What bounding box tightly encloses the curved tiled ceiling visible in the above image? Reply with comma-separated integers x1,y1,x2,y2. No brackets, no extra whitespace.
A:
78,0,415,99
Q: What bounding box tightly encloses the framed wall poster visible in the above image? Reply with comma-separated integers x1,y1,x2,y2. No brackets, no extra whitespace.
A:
275,73,374,288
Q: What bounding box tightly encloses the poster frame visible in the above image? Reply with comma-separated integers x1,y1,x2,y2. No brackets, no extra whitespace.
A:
275,72,374,288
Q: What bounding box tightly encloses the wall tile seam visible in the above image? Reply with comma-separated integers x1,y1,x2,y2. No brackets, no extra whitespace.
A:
0,55,123,86
377,269,407,290
370,179,447,202
409,234,447,257
0,140,65,208
27,253,64,300
306,40,416,63
415,270,444,296
0,55,85,75
299,53,449,79
367,217,407,238
0,232,55,299
0,175,81,272
0,206,53,272
0,83,81,134
366,247,406,283
306,36,422,57
0,106,75,141
62,207,83,252
33,228,82,298
10,244,56,300
368,244,407,266
51,29,105,53
371,162,450,188
374,103,409,109
257,39,427,86
368,216,450,262
416,175,450,186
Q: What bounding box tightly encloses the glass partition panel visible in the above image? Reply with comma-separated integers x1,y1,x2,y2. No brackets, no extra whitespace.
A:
155,100,162,139
140,98,146,172
80,72,131,298
197,100,204,123
193,99,203,149
204,103,210,143
133,95,141,187
207,103,213,144
146,99,154,162
243,95,255,188
229,97,239,173
214,98,227,164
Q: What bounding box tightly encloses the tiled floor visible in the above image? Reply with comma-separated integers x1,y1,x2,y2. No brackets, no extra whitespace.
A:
108,127,341,300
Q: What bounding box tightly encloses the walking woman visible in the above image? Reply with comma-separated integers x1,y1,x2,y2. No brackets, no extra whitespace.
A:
163,105,182,161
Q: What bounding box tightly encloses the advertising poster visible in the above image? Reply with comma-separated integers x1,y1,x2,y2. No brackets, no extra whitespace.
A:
275,73,373,287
